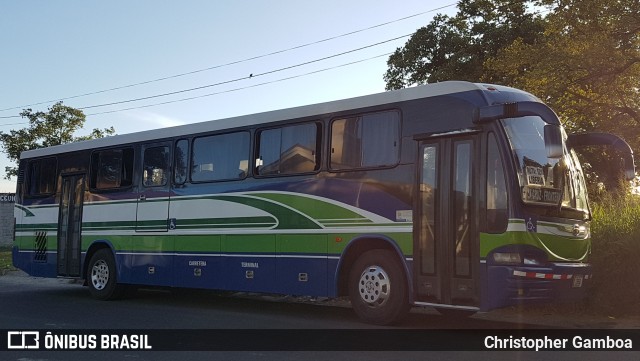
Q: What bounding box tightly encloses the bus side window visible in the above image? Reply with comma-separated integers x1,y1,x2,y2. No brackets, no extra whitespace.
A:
91,148,134,190
255,122,320,176
487,132,508,233
330,110,399,170
94,150,123,189
174,139,189,185
192,132,249,182
143,146,169,187
28,157,57,196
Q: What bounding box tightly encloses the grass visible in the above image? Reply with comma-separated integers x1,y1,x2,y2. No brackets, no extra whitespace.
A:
0,246,16,274
587,192,640,316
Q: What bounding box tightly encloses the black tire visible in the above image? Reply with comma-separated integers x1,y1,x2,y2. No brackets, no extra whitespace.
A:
348,249,410,325
86,249,124,300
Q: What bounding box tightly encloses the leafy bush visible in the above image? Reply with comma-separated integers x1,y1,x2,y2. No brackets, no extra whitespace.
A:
588,193,640,315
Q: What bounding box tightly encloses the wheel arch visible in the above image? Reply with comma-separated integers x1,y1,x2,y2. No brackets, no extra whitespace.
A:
334,234,413,302
83,240,117,280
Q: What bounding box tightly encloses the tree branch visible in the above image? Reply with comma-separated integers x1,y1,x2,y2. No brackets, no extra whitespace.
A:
576,56,640,84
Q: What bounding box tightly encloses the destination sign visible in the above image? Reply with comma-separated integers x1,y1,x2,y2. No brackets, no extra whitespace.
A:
525,166,546,186
523,186,562,204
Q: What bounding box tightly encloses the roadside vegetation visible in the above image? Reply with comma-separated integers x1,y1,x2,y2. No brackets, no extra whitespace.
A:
0,246,15,274
588,192,640,316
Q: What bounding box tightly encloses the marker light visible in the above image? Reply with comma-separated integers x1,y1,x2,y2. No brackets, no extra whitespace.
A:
523,257,543,266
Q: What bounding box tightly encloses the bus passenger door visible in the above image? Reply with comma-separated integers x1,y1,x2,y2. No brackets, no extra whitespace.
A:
134,142,172,285
415,137,479,308
57,173,85,277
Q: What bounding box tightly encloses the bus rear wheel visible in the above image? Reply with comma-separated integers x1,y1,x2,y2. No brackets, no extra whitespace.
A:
87,249,124,300
348,249,410,325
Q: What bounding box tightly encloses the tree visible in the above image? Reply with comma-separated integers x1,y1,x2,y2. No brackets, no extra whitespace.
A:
0,102,115,179
384,0,545,90
484,0,640,190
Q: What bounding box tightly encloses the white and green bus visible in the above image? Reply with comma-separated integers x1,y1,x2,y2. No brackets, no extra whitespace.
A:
12,81,634,324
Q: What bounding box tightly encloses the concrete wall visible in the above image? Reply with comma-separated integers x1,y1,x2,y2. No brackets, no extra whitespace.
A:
0,194,15,247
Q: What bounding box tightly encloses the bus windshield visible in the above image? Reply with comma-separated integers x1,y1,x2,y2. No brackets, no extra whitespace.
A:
502,116,590,220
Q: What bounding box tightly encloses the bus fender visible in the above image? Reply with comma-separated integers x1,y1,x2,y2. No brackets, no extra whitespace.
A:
334,234,414,303
83,240,119,280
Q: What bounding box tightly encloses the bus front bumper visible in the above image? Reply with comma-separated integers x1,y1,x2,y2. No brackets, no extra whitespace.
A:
483,262,592,311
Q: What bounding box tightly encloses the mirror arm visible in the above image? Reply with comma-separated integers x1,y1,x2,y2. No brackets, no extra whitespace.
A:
475,102,561,126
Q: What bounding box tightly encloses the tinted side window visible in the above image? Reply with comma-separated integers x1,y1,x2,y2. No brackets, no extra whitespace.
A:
256,123,320,176
28,157,57,196
91,148,134,190
174,139,189,184
192,132,249,182
330,111,399,170
487,133,508,233
96,150,122,189
142,146,169,187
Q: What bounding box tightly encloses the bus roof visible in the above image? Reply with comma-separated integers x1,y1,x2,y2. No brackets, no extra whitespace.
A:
19,81,529,159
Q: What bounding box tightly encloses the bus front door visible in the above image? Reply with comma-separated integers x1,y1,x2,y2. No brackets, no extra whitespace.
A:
57,173,85,277
415,138,479,308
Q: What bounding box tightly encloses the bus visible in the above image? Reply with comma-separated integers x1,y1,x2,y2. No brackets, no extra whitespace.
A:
12,81,635,325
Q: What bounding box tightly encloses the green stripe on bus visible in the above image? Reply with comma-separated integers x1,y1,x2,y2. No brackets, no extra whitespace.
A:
214,195,321,229
250,193,366,221
480,231,590,261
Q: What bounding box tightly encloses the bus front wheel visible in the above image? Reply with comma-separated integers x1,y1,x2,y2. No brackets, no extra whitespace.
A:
348,249,410,325
87,249,124,300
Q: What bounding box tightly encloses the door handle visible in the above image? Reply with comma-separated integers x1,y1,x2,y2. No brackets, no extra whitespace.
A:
138,194,146,201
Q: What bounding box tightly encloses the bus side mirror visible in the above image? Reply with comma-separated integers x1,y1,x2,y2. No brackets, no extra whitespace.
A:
566,132,636,181
623,156,636,181
544,125,563,159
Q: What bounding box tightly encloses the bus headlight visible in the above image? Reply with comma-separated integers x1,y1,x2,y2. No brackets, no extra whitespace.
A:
493,252,522,264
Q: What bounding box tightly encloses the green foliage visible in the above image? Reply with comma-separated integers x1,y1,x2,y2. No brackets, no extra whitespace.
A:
384,0,545,90
0,249,15,274
588,193,640,315
486,0,640,188
0,102,115,179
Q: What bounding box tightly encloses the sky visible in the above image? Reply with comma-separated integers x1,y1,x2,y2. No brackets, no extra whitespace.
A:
0,0,458,193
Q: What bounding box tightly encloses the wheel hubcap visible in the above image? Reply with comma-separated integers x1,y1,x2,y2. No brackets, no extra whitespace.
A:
91,260,109,291
358,265,390,307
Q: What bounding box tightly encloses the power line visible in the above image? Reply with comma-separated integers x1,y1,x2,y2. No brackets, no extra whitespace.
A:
78,34,410,110
84,52,393,117
0,51,392,127
0,3,456,113
0,33,407,121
